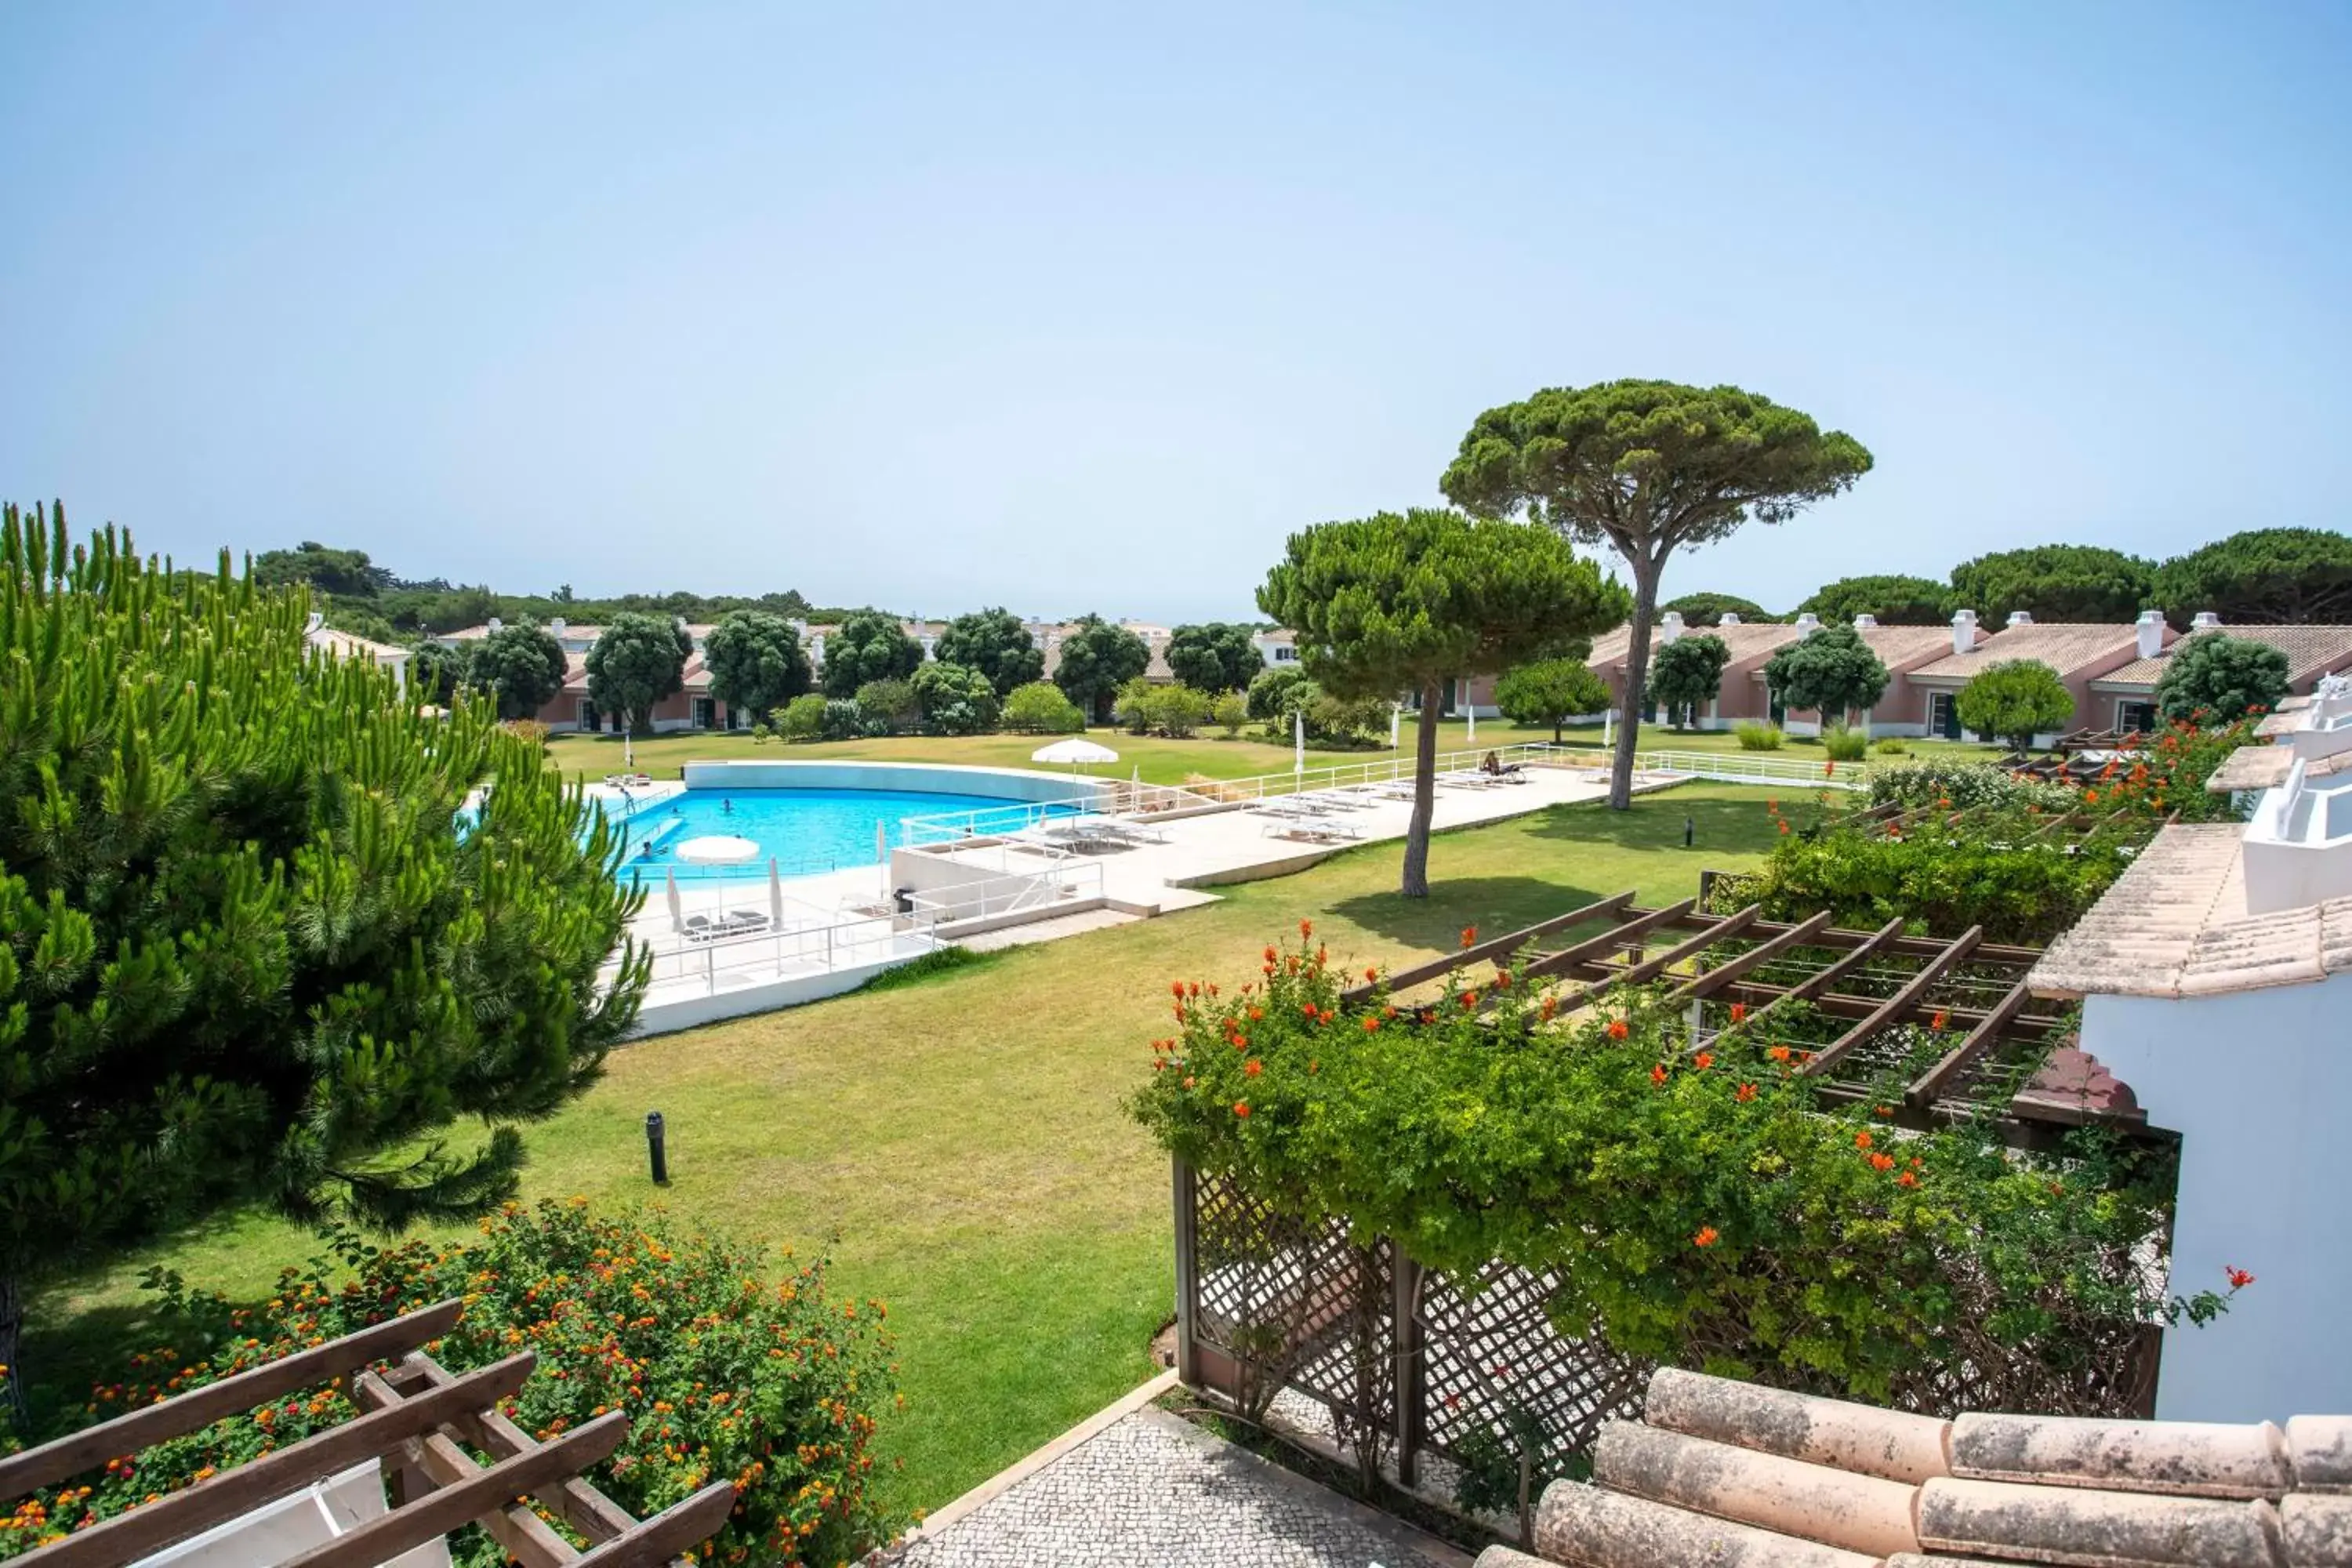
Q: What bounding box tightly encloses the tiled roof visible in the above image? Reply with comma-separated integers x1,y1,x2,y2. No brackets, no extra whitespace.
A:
1910,623,2143,681
1858,623,1970,670
2096,625,2352,691
1474,1367,2352,1568
2204,744,2352,794
305,626,408,660
2027,823,2352,999
1589,621,1806,670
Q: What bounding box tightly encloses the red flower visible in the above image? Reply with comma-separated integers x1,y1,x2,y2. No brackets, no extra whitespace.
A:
1493,971,1510,989
2225,1266,2256,1290
1232,1101,1250,1118
1459,991,1479,1009
1736,1083,1757,1103
1303,1003,1319,1018
1692,1226,1719,1248
1264,946,1277,964
1362,1016,1380,1033
1824,760,1835,777
1538,995,1558,1021
1243,1058,1262,1076
1729,1003,1748,1025
1365,966,1380,982
1854,1131,1874,1149
1777,820,1791,834
1650,1063,1668,1086
1693,1051,1714,1070
1929,1008,1949,1032
1896,1170,1918,1189
1461,925,1478,949
1249,1007,1264,1022
1767,1044,1791,1063
1299,919,1313,938
2084,789,2100,804
1875,1104,1893,1118
1767,798,1778,812
1868,1151,1896,1172
1607,1018,1631,1041
1188,981,1201,997
1171,981,1186,998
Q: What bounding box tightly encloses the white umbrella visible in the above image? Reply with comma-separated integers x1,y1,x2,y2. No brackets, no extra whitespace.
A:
665,866,683,932
1031,737,1120,771
675,834,760,865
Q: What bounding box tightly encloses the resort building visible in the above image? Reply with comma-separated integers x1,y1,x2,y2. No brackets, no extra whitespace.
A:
303,613,411,691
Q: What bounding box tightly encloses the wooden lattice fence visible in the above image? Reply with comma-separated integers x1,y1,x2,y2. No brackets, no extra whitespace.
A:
1171,1160,2160,1493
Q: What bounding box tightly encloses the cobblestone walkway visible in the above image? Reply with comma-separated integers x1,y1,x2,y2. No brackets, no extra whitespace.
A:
889,1409,1465,1568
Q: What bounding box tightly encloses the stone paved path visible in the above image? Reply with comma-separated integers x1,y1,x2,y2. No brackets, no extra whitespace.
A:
889,1409,1466,1568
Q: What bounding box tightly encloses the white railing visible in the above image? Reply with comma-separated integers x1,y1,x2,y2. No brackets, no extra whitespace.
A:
898,794,1101,848
1160,742,1574,806
906,858,1106,926
1631,749,1871,790
632,907,941,997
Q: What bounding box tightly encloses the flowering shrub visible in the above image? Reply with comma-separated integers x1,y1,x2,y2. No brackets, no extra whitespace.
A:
0,1203,898,1566
1133,928,2237,1407
1867,760,2074,813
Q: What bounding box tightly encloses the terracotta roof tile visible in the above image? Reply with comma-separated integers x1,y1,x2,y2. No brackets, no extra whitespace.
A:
2097,625,2352,690
1910,622,2143,682
1588,622,1806,671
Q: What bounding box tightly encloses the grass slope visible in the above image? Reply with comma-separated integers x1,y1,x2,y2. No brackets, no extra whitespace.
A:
24,786,1785,1518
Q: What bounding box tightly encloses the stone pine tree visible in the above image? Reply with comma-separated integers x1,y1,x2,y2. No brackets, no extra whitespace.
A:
1648,633,1733,728
1443,380,1872,808
1166,623,1261,692
1051,615,1150,723
1799,574,1953,626
584,612,692,734
1954,660,2076,750
1494,659,1610,742
467,621,569,720
702,610,812,724
820,610,925,697
935,608,1044,696
1948,545,2154,624
1258,509,1625,898
1762,624,1890,724
0,503,648,1406
2154,528,2352,625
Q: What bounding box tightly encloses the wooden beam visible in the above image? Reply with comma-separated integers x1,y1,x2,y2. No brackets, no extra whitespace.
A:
568,1484,739,1568
353,1370,579,1568
1786,919,1907,1004
0,1301,464,1504
1541,906,1760,1015
1520,901,1697,986
282,1411,628,1568
1802,927,1984,1079
1906,979,2041,1109
1664,909,1835,1003
1345,890,1637,1003
15,1352,536,1568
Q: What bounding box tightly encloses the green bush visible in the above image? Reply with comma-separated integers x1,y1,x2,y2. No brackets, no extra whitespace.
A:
2154,633,2291,726
1867,760,2074,813
1246,665,1312,724
1211,691,1250,737
1112,678,1213,738
1132,931,2227,1410
1001,680,1087,734
853,677,920,735
1872,736,1910,756
1307,690,1388,747
775,692,827,742
1733,720,1785,751
821,697,865,741
910,660,1000,735
1820,723,1869,762
1955,659,2074,752
0,1202,898,1567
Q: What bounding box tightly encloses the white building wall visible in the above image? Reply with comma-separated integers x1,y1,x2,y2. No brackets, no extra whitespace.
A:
2081,984,2352,1423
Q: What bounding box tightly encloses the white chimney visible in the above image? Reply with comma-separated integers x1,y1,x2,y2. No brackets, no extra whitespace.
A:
1794,612,1821,633
1951,609,1978,656
550,617,566,636
1658,610,1686,644
2193,611,2223,631
1718,612,1741,626
2136,609,2166,660
2007,609,2034,628
1853,613,1878,630
487,616,503,633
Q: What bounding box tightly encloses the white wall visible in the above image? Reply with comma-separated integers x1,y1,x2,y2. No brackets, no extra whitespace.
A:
2082,984,2352,1423
681,759,1107,804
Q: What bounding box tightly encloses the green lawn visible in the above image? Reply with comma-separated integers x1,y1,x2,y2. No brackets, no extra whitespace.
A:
24,785,1783,1520
550,719,2004,786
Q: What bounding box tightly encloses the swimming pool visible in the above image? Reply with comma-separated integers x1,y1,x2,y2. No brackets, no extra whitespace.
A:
611,786,1074,882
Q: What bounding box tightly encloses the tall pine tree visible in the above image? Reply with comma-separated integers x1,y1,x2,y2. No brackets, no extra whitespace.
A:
0,504,649,1408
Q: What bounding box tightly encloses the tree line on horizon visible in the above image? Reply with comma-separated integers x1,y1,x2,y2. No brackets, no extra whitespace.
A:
1661,527,2352,630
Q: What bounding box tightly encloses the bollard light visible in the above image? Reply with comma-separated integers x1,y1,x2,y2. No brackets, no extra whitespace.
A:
645,1110,670,1185
1684,815,1694,848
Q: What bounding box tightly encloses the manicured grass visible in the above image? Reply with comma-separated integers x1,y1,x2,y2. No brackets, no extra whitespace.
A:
549,719,2004,786
23,786,1784,1520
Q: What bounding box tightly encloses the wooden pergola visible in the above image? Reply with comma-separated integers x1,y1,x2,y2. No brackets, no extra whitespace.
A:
1341,892,2145,1143
0,1302,732,1568
1839,797,2169,847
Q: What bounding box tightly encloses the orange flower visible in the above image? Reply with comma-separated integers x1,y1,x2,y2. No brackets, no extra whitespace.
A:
1896,1170,1918,1189
1460,990,1479,1009
1232,1101,1250,1118
1692,1226,1720,1248
1607,1018,1630,1041
1460,925,1478,949
1875,1104,1893,1117
1364,966,1380,982
2084,789,2100,804
1538,995,1558,1021
1824,760,1835,777
1243,1058,1262,1076
1182,1076,1196,1089
1767,798,1778,811
1308,1058,1319,1073
1302,1003,1319,1018
1650,1063,1668,1086
1362,1017,1380,1033
1693,1052,1713,1070
1767,1044,1791,1063
1493,971,1510,989
1264,946,1279,964
1777,820,1791,834
1929,1008,1949,1031
1171,981,1185,998
1854,1131,1873,1149
1736,1082,1757,1103
2225,1265,2256,1290
1299,919,1313,938
1868,1151,1896,1171
1249,1007,1264,1022
1728,1003,1748,1025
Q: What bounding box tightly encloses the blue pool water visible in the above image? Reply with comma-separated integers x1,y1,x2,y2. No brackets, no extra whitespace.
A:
610,787,1068,882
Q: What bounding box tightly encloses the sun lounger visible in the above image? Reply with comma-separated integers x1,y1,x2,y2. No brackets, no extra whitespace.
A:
1437,770,1504,789
1262,819,1365,844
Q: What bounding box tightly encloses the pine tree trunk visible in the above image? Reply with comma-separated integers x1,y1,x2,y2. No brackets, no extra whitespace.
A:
1401,684,1442,898
1610,556,1664,811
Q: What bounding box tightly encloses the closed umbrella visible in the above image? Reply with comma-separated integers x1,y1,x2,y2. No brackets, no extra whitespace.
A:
769,858,784,927
877,822,890,903
665,866,683,932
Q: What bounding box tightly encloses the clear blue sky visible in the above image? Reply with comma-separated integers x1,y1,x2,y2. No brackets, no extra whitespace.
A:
2,2,2346,622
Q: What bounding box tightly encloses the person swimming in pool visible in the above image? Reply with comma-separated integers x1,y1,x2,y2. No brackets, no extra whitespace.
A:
722,798,733,815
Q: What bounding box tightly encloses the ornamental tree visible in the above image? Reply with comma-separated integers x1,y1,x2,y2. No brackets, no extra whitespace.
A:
819,610,924,697
1494,659,1610,742
1001,680,1086,734
912,659,1001,734
2154,633,2291,725
935,607,1044,696
1051,615,1150,722
1648,633,1732,728
1661,591,1771,625
1258,508,1625,897
1167,623,1261,693
583,612,691,734
1800,574,1952,626
851,677,921,734
2154,528,2352,624
1948,545,2154,624
1762,623,1889,721
0,503,646,1403
1443,380,1871,808
702,610,812,722
1247,665,1313,724
1954,659,2075,751
466,621,568,720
